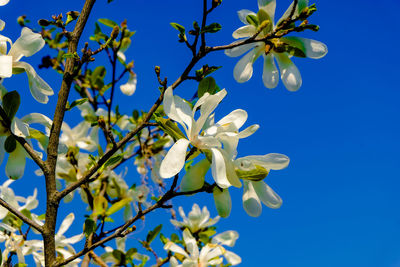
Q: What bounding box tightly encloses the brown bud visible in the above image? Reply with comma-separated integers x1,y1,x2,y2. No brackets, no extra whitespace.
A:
38,19,51,27
155,66,161,76
111,26,120,40
66,11,80,20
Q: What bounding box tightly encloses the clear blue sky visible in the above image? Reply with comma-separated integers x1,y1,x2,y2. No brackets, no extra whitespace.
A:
1,0,400,266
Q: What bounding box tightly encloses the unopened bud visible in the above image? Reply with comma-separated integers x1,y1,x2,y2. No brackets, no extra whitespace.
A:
111,26,120,39
212,0,222,8
155,66,161,76
66,11,80,20
38,19,51,27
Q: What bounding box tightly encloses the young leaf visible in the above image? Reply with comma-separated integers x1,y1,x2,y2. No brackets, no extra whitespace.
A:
83,218,96,237
104,154,124,168
203,23,222,33
2,91,20,120
4,135,17,153
170,22,186,34
198,76,219,97
146,224,162,244
98,18,118,28
106,198,132,216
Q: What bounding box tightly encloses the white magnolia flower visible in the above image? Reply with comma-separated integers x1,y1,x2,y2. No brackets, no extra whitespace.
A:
60,121,99,152
0,180,39,220
160,87,252,189
120,72,137,96
164,228,241,267
25,213,84,267
226,0,327,91
170,204,220,233
0,27,54,103
0,0,9,6
235,153,289,217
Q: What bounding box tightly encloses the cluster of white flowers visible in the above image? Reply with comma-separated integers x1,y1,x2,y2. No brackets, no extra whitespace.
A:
165,204,241,266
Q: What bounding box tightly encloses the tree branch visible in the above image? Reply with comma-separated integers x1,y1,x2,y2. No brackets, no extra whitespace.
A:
43,0,97,266
0,197,43,233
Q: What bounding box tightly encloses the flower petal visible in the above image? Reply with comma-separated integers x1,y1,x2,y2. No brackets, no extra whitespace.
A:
11,117,29,137
0,0,9,6
242,181,262,217
13,61,54,103
225,42,261,58
233,46,263,83
237,9,257,25
0,55,12,78
253,180,282,209
282,37,328,59
243,153,289,170
183,229,199,259
211,148,231,189
213,188,231,218
275,53,302,91
57,213,75,236
120,73,137,96
224,251,242,266
0,20,4,31
232,25,257,39
5,143,26,179
212,230,239,247
180,158,210,192
258,0,276,23
237,124,259,139
159,139,190,178
262,54,279,88
9,27,45,61
163,87,188,133
216,109,248,131
164,242,189,258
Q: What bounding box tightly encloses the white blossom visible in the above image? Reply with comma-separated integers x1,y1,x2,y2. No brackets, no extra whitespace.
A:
170,204,220,233
226,0,327,91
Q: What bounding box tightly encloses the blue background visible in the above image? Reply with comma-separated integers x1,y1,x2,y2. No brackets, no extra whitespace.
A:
1,0,400,266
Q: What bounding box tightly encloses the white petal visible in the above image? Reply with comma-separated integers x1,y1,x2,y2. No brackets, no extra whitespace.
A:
237,124,259,139
11,117,29,137
164,242,189,258
243,153,290,170
9,27,45,61
0,20,4,31
262,54,279,88
213,188,231,218
180,158,210,192
57,213,75,236
163,87,187,132
5,143,26,179
196,135,221,149
62,233,84,244
212,230,239,247
169,256,180,267
216,109,248,130
21,113,52,129
253,181,282,209
237,9,257,25
173,95,193,135
211,148,231,189
183,229,199,259
258,0,276,23
233,46,263,83
224,251,242,266
13,61,54,103
0,0,9,6
0,55,12,77
225,42,261,58
275,53,302,91
242,181,261,217
192,89,227,136
120,73,137,96
232,25,257,39
159,139,190,178
282,37,328,59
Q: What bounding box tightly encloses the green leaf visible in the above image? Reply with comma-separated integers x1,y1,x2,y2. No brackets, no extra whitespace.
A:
159,233,168,244
170,22,186,34
106,198,131,216
146,224,162,244
83,218,96,237
203,23,222,33
195,65,222,79
257,9,272,33
93,196,108,216
4,135,17,153
98,18,118,28
2,91,20,120
104,154,124,168
66,98,88,111
198,76,219,97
